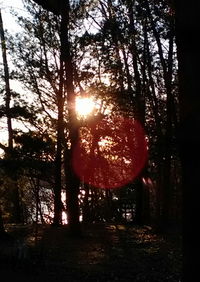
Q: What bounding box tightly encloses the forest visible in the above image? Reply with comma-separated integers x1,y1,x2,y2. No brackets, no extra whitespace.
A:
0,0,198,281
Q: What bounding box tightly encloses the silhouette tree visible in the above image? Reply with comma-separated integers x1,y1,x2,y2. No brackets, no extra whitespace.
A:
32,0,80,233
0,5,55,228
33,0,62,15
174,0,200,278
0,8,22,230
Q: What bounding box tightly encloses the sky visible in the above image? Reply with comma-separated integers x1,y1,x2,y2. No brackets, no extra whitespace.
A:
0,0,25,32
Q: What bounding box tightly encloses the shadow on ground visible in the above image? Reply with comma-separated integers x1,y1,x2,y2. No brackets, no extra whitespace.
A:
0,223,182,282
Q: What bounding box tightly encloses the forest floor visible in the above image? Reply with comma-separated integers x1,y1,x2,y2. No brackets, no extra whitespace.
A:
1,223,182,282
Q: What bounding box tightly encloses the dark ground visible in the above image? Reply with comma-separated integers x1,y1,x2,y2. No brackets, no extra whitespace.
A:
0,223,182,282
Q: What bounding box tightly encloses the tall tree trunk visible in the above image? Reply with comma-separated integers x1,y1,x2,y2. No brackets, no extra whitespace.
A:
162,17,174,228
145,0,175,229
127,0,147,224
0,9,13,151
53,60,64,226
107,0,124,91
145,29,163,226
61,0,80,235
1,9,22,226
32,0,81,235
174,0,200,277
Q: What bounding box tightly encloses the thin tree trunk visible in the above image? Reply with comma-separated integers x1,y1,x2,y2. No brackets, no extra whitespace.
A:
127,0,147,224
121,44,132,93
53,60,64,226
106,0,124,91
145,25,163,226
0,9,13,151
1,10,23,225
127,0,143,116
162,18,174,228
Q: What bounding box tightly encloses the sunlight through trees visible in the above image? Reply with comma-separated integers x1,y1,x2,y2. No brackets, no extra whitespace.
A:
0,0,182,235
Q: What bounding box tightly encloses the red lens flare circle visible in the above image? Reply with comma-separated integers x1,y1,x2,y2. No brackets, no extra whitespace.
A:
73,116,148,189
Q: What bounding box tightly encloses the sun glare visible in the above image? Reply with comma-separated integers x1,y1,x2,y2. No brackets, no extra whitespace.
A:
75,97,95,117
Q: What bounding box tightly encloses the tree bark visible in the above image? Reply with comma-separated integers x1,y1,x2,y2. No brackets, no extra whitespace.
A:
53,60,64,226
60,0,80,235
0,205,6,236
11,181,22,223
0,9,13,151
161,17,174,228
0,9,13,233
144,0,176,228
127,0,147,224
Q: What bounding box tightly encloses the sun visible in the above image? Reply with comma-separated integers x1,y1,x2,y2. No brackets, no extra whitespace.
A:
75,97,95,117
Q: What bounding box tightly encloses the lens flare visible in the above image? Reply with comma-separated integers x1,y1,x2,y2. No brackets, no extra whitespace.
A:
73,115,148,189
